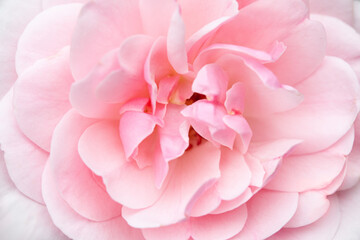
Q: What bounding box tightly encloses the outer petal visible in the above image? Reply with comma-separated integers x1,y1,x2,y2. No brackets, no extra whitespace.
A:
42,0,88,9
70,0,142,80
210,0,308,52
78,121,166,209
268,195,341,240
308,0,354,25
49,110,122,221
142,221,190,240
16,3,82,75
0,0,42,98
42,162,145,240
122,142,221,228
0,151,68,240
70,50,122,119
250,57,360,154
13,47,73,152
0,90,47,204
232,190,298,239
216,148,251,200
178,0,238,38
190,205,247,240
334,181,360,239
311,14,360,62
284,191,330,228
267,19,327,86
265,129,352,192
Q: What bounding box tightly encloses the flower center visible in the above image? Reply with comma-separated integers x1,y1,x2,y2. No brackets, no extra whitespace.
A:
185,92,206,105
186,127,204,151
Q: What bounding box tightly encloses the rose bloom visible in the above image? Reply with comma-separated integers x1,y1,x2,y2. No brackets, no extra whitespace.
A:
1,0,360,239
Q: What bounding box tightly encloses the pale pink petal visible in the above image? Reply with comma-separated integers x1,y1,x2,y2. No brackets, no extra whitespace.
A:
78,121,126,176
285,191,330,228
0,151,68,240
13,47,73,151
49,110,122,221
42,0,89,9
223,115,252,153
244,154,265,187
144,37,172,110
167,6,188,74
157,76,179,103
216,148,251,200
139,0,177,37
355,2,360,33
70,50,122,119
216,55,303,117
308,0,354,25
225,82,245,113
0,90,47,204
268,195,341,240
232,190,298,239
341,117,360,190
16,3,82,75
142,221,190,240
211,188,252,214
182,100,235,148
119,111,157,159
70,0,142,80
122,142,221,228
192,64,228,102
250,57,360,154
78,120,166,209
334,181,360,239
190,205,247,240
158,104,190,161
105,161,166,209
189,185,222,217
210,0,308,52
0,0,42,98
95,69,148,103
312,14,360,62
247,139,302,160
42,162,145,240
267,19,327,86
117,34,154,76
178,0,238,38
264,130,352,192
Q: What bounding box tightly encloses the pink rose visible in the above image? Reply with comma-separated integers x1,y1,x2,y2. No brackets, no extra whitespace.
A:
1,0,360,239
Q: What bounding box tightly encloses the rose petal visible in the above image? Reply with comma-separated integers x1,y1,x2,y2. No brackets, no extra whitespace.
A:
70,0,142,80
231,190,298,239
267,19,327,86
13,47,73,151
142,221,191,240
268,195,341,240
216,148,251,200
167,6,188,74
334,181,360,239
285,191,330,228
0,151,68,240
42,0,88,9
42,161,145,240
122,142,221,228
192,64,228,102
178,0,238,38
308,0,354,25
191,205,247,240
250,56,360,154
0,90,47,204
49,110,122,221
0,0,42,98
16,3,82,75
